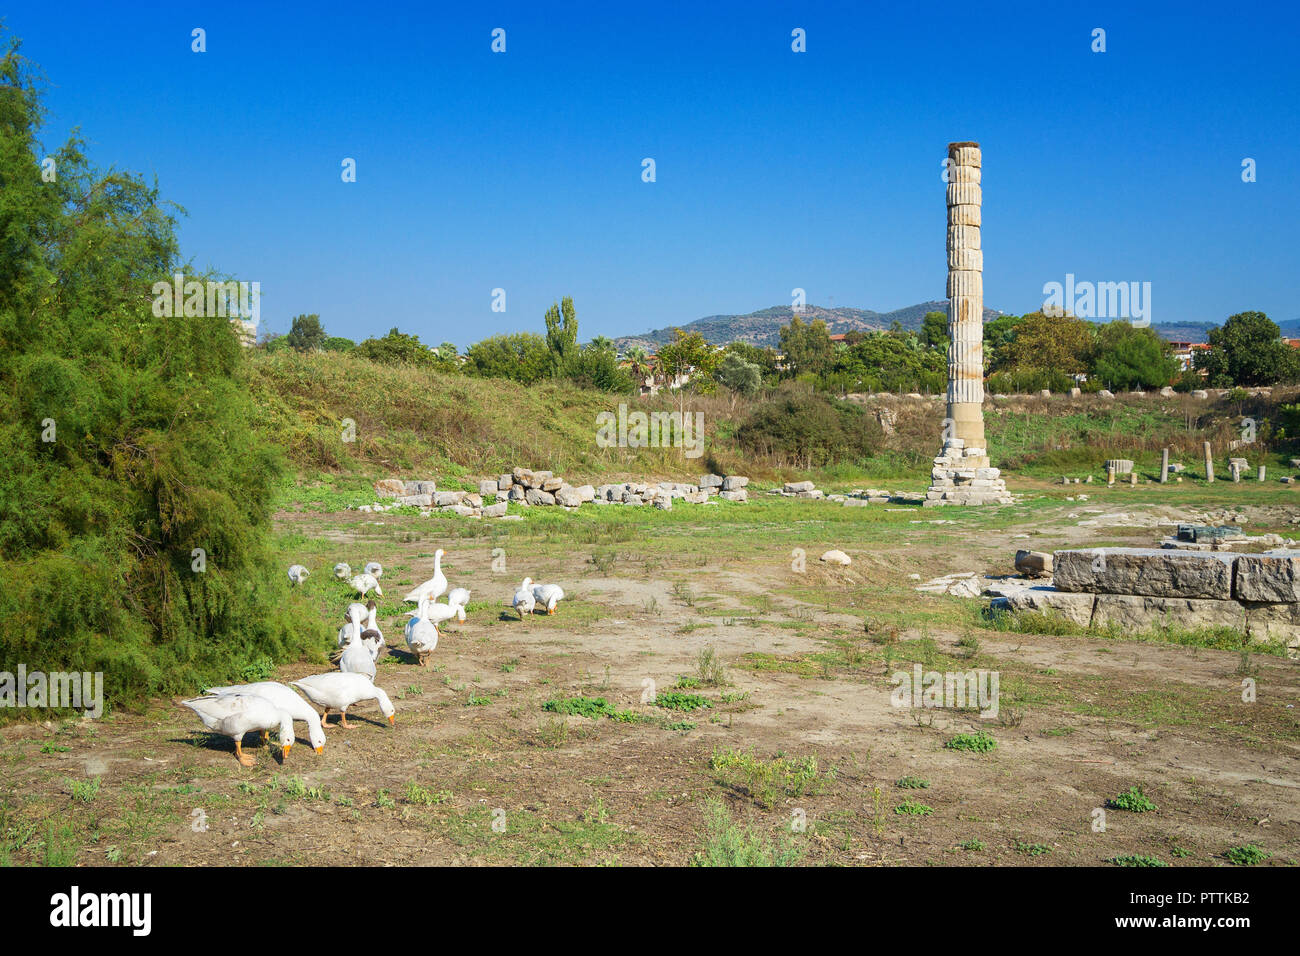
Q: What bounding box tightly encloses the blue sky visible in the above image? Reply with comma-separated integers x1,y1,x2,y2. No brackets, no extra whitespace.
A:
10,1,1298,344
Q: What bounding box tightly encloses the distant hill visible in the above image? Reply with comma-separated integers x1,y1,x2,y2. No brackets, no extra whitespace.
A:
615,309,1300,350
1149,318,1300,344
614,302,1004,350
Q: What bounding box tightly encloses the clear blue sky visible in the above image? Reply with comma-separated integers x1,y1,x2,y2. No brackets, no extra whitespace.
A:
10,1,1298,344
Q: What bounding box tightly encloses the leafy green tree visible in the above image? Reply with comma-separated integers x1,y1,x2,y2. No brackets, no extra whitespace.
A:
657,328,721,386
724,340,778,378
919,310,949,351
322,336,355,352
778,316,834,377
355,327,437,366
286,313,326,351
714,352,763,396
1195,311,1300,387
0,31,303,709
1089,322,1179,390
995,311,1094,376
982,314,1023,370
826,331,945,394
463,333,551,385
544,296,579,377
567,344,633,392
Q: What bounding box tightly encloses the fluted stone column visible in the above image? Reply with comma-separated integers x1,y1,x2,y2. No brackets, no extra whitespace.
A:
924,141,1012,507
946,142,985,454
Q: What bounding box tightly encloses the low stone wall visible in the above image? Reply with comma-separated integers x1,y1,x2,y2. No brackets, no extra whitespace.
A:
1005,547,1300,648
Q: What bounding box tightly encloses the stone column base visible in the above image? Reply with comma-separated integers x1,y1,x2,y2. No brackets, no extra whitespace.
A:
923,438,1014,507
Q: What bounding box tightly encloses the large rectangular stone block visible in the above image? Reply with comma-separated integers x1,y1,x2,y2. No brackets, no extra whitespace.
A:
1091,594,1247,632
1234,551,1300,603
1243,601,1300,647
1054,548,1237,599
1006,587,1095,626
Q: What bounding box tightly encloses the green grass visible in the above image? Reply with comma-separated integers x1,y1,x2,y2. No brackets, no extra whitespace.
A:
895,776,930,790
691,800,805,867
709,748,834,809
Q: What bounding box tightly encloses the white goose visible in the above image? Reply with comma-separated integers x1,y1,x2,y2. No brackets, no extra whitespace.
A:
349,572,382,598
339,622,377,680
202,681,326,752
403,549,447,603
532,582,565,615
291,673,396,729
417,588,469,627
404,594,441,666
364,561,383,578
512,577,536,620
287,564,310,586
337,601,371,648
181,693,296,766
333,562,352,580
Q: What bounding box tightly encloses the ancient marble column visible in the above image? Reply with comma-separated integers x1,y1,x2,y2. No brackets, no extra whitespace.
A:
924,142,1013,507
945,141,985,454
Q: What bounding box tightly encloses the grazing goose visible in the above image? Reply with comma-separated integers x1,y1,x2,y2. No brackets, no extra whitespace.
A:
532,583,565,615
334,562,352,581
339,622,377,680
181,693,296,766
349,572,382,598
403,549,447,603
364,561,383,578
202,681,326,752
512,577,535,620
291,673,396,729
404,594,441,666
287,565,310,586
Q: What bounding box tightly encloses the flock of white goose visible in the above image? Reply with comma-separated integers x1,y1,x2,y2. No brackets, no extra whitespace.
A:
181,548,565,766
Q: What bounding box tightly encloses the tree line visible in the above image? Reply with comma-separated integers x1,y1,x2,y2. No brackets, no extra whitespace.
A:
276,304,1300,398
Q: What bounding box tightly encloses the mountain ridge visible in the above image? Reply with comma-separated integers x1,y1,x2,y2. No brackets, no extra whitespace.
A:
612,305,1300,350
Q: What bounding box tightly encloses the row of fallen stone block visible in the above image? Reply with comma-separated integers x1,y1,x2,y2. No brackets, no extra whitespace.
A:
1053,547,1300,602
1005,547,1300,646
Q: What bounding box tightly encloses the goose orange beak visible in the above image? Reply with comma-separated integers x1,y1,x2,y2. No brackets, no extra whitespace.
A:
388,715,396,725
282,744,292,759
314,746,323,754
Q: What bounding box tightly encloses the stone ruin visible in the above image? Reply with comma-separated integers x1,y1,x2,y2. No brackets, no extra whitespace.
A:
924,142,1013,507
1002,547,1300,649
362,469,753,517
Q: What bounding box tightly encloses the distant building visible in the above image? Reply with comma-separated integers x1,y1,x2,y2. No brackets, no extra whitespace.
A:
1169,341,1210,371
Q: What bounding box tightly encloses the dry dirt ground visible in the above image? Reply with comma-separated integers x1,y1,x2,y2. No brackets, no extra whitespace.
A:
3,481,1298,866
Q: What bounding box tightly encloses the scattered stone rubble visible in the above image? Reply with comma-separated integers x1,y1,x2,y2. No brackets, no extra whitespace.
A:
361,471,757,517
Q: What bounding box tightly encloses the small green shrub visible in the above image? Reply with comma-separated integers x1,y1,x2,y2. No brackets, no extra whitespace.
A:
945,731,996,753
